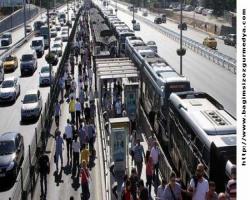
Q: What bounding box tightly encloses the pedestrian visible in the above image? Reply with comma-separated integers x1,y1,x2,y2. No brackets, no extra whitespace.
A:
188,163,209,200
71,77,77,93
72,136,81,176
145,151,153,196
225,166,236,200
163,171,182,200
84,75,88,98
59,76,65,102
55,131,64,171
138,179,149,200
78,62,83,76
69,97,76,124
132,138,145,178
90,101,96,124
64,119,73,162
157,178,167,200
79,123,88,149
38,151,50,198
54,100,61,127
150,141,160,180
80,46,84,63
121,174,129,193
66,73,72,97
115,97,122,117
218,193,226,200
80,160,90,200
207,181,218,200
121,180,133,200
80,144,90,167
75,98,82,129
129,168,139,200
70,54,75,75
86,122,96,155
79,87,85,115
88,67,93,88
84,103,91,122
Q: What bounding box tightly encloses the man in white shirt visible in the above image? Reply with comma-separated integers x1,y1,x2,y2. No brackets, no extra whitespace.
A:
150,141,160,180
156,179,167,200
64,119,73,162
188,163,209,200
72,136,80,176
75,98,82,129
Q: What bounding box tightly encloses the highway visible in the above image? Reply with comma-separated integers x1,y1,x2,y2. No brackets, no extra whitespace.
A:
110,0,236,59
97,1,236,117
0,4,73,199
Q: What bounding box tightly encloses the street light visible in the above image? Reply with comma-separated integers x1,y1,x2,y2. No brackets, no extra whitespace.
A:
132,0,136,25
23,0,27,37
115,0,118,16
176,0,185,76
47,3,52,93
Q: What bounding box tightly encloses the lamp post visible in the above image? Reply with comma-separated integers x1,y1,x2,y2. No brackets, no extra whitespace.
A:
115,0,117,16
176,0,185,76
132,0,135,25
47,3,52,93
23,0,27,37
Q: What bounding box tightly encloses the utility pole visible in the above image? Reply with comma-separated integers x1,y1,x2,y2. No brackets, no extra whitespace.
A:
47,3,52,93
115,0,117,16
67,0,69,38
23,0,27,37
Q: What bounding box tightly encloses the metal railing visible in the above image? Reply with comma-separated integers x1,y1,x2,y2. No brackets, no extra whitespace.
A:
109,2,236,74
8,5,83,200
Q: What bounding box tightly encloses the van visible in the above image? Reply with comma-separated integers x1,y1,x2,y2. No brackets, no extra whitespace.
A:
30,37,44,57
1,32,12,46
20,50,38,76
0,60,4,83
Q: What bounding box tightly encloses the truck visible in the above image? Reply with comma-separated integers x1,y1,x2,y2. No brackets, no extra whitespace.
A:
40,25,49,49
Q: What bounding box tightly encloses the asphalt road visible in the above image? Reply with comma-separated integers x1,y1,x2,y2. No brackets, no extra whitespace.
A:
111,0,236,59
0,5,74,199
97,0,236,117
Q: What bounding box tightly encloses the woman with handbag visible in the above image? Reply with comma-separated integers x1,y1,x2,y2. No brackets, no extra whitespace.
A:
80,160,91,200
163,171,182,200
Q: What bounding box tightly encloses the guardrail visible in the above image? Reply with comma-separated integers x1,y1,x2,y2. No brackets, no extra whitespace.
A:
109,2,236,74
8,5,83,200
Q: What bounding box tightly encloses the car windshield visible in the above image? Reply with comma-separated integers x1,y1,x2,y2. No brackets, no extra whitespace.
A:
41,67,49,73
55,37,61,41
5,56,14,61
32,40,42,46
147,41,155,45
2,34,10,39
1,80,14,88
22,54,33,61
62,32,67,35
0,141,15,155
53,43,61,48
23,94,38,104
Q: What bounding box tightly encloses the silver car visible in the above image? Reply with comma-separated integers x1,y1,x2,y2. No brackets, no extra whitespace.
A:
50,42,63,57
39,66,55,86
61,31,68,42
21,89,42,121
0,77,20,103
147,41,157,53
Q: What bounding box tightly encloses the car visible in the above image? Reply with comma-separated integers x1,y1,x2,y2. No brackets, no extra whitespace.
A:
184,5,194,11
39,66,54,86
71,14,76,21
224,34,236,46
160,14,167,23
154,17,162,24
61,31,69,42
50,28,57,38
21,89,43,121
203,36,217,49
66,20,72,28
146,41,157,53
55,25,61,31
54,36,63,46
142,11,148,16
0,77,20,103
3,55,18,72
61,26,69,32
26,25,32,33
195,6,204,14
0,132,24,180
133,22,140,31
51,41,63,57
30,37,45,57
178,22,187,30
20,51,38,76
1,32,12,46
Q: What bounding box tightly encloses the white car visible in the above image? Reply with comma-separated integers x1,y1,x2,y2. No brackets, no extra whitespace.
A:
0,77,20,103
39,66,54,86
61,31,68,42
50,28,57,38
51,42,63,57
21,89,43,121
147,41,157,53
54,36,63,46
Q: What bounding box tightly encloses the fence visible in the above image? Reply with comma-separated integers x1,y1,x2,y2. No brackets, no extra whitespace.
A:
8,5,83,200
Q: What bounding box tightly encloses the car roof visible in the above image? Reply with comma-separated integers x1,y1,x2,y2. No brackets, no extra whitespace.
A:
25,89,38,95
3,76,16,81
0,132,19,141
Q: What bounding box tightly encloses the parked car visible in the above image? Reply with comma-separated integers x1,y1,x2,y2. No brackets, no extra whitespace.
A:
154,17,162,24
21,89,43,121
0,77,20,103
147,41,157,53
0,132,24,180
3,55,18,72
39,66,54,86
133,22,140,31
20,51,38,76
26,25,32,33
51,41,63,57
224,34,236,46
1,32,12,46
203,36,217,49
178,22,187,30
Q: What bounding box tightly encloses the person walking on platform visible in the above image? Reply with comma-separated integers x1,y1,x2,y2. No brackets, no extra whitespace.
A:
72,136,81,176
80,160,90,200
59,76,65,102
79,87,85,115
129,168,139,200
64,119,73,162
79,124,88,149
121,180,133,200
115,97,122,117
81,144,90,167
84,103,91,122
70,54,75,75
138,179,149,200
69,97,76,124
54,100,61,127
75,98,82,129
132,138,145,179
225,166,236,200
38,151,50,198
157,178,167,200
86,122,96,155
78,62,83,76
90,101,96,124
88,67,93,89
145,151,153,196
55,131,64,171
150,141,160,181
163,171,182,200
65,73,72,97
